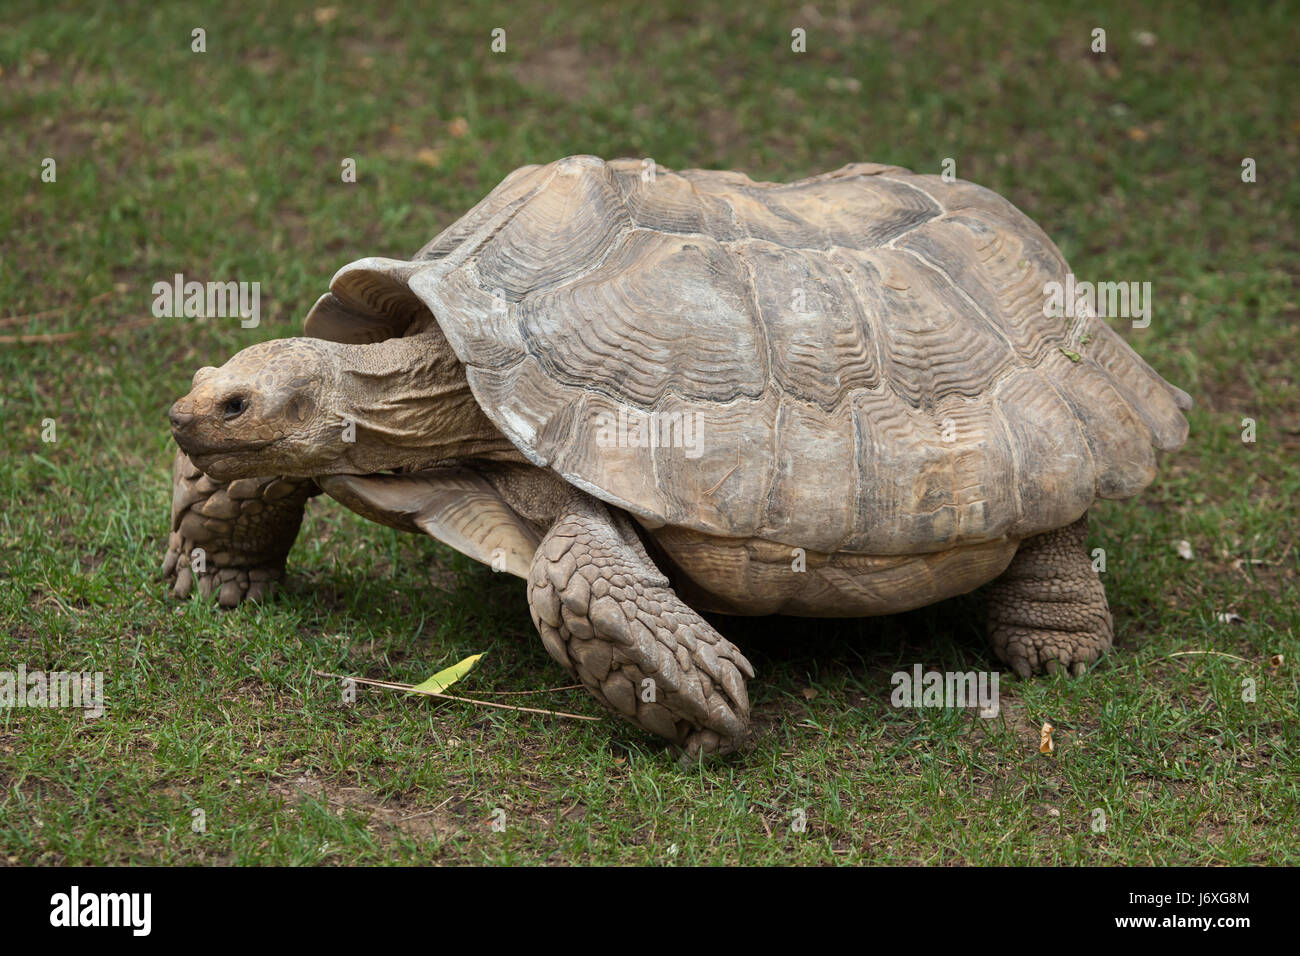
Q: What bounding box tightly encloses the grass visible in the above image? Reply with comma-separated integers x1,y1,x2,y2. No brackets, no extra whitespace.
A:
1,0,1296,865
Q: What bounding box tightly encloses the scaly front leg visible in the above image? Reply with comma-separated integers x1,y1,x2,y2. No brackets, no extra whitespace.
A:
527,491,755,757
162,450,317,607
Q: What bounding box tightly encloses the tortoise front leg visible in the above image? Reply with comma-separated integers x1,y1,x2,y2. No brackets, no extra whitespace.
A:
527,492,755,758
162,450,317,607
985,513,1114,677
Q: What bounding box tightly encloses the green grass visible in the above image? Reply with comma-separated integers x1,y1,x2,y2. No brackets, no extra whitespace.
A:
1,0,1297,864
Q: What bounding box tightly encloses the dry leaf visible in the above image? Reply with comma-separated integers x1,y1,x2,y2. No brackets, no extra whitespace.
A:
1175,540,1194,560
448,117,470,138
313,7,338,24
1039,722,1055,755
416,147,442,167
800,687,818,700
1127,127,1149,142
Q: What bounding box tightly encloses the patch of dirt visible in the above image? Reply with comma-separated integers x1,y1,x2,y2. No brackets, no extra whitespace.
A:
703,106,745,161
269,772,463,844
510,42,608,103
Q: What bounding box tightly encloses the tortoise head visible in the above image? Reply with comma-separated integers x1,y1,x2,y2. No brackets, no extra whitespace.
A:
169,338,337,480
170,332,520,481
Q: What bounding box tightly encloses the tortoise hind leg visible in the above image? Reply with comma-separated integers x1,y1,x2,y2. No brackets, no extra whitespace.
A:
527,491,755,758
985,513,1113,677
162,450,317,607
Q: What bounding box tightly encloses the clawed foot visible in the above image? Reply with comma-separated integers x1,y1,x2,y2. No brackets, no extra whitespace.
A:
162,451,313,608
529,494,755,757
987,624,1111,678
162,533,285,607
986,514,1114,678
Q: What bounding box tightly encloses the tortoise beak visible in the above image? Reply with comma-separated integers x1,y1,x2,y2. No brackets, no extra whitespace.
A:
169,399,197,432
169,394,221,456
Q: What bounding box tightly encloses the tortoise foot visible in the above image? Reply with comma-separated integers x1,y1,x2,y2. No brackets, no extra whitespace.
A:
163,451,315,608
986,514,1114,678
528,492,755,757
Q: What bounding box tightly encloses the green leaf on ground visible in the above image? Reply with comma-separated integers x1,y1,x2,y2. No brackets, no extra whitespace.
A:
410,654,485,695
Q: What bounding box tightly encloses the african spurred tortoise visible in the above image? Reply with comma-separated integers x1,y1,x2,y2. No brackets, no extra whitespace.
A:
165,156,1191,756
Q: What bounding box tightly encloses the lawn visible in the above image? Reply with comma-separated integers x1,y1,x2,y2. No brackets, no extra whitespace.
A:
0,0,1296,865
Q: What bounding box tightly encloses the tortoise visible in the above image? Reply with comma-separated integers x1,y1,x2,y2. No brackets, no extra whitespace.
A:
165,155,1191,756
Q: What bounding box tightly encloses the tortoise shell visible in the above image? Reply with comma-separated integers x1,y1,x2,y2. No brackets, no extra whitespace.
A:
308,156,1190,556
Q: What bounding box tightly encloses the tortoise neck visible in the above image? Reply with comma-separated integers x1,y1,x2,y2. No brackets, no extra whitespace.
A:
325,332,523,473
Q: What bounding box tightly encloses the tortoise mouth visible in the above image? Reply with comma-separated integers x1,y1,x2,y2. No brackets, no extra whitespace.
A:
174,434,279,466
181,437,283,481
179,436,278,456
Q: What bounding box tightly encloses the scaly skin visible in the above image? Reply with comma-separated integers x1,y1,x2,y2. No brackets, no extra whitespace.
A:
985,513,1114,677
162,451,316,607
527,492,755,758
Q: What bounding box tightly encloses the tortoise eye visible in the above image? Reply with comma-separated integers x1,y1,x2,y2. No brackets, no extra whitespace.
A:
223,396,248,420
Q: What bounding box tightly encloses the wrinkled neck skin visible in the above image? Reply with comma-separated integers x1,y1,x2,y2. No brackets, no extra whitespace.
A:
317,332,524,475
